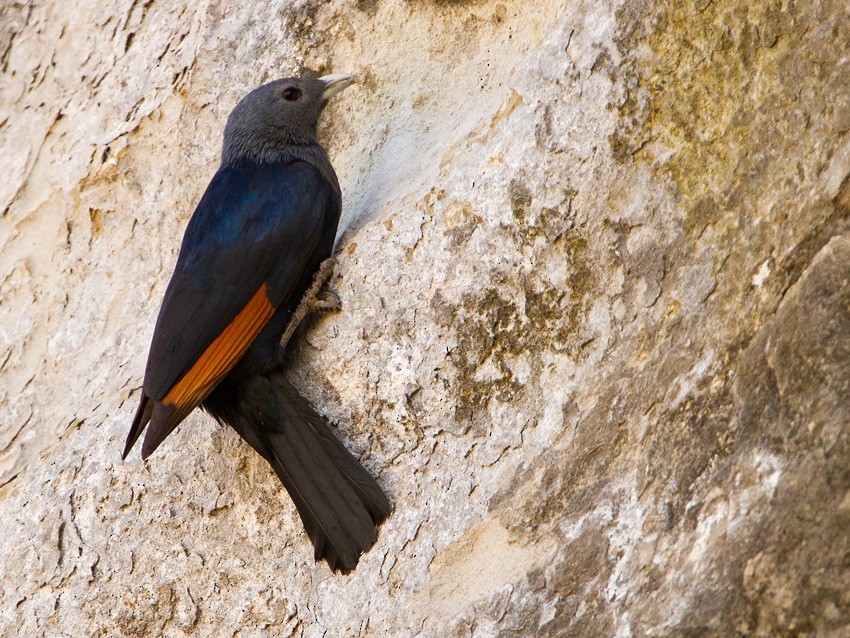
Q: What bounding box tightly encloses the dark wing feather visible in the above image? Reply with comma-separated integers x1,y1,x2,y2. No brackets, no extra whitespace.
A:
145,159,336,399
124,159,339,458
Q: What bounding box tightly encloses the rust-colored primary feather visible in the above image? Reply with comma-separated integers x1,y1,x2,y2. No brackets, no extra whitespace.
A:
139,283,276,458
163,282,275,409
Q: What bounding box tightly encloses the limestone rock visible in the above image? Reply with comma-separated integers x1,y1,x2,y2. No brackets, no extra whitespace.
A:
2,0,849,635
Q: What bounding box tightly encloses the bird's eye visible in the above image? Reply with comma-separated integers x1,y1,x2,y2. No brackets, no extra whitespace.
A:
281,87,302,102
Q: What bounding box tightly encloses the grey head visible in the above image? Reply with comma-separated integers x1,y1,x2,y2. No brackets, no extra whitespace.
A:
220,74,355,189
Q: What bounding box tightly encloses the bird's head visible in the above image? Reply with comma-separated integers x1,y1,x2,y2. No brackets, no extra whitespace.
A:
221,73,355,164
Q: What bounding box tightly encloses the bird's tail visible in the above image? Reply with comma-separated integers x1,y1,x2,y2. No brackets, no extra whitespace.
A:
204,371,391,573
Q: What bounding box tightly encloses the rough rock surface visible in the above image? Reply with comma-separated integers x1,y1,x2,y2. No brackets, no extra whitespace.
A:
2,0,850,635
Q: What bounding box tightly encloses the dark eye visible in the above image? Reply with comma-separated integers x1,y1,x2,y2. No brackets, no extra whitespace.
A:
281,87,302,101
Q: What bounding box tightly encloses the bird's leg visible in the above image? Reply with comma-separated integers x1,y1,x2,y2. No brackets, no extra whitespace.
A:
279,257,341,350
306,258,341,314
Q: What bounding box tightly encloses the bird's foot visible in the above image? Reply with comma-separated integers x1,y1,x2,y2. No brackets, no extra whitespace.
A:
308,258,341,312
279,257,340,349
313,289,342,313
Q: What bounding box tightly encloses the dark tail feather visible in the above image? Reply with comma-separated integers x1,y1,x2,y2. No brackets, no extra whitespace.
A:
205,372,391,573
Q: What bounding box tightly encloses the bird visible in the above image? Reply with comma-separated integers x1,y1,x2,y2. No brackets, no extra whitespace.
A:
122,74,391,573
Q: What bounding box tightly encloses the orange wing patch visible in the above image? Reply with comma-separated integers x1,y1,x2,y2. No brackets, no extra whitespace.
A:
163,282,275,411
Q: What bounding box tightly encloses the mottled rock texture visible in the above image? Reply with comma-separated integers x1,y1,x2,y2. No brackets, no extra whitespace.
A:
2,0,850,635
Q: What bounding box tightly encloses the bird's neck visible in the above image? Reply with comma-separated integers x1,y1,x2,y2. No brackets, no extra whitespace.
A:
221,142,341,198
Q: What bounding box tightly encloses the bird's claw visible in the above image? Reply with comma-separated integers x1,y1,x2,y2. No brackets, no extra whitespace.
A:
314,289,341,312
279,257,341,349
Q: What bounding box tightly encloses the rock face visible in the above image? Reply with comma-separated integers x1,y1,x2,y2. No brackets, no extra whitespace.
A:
2,0,849,635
